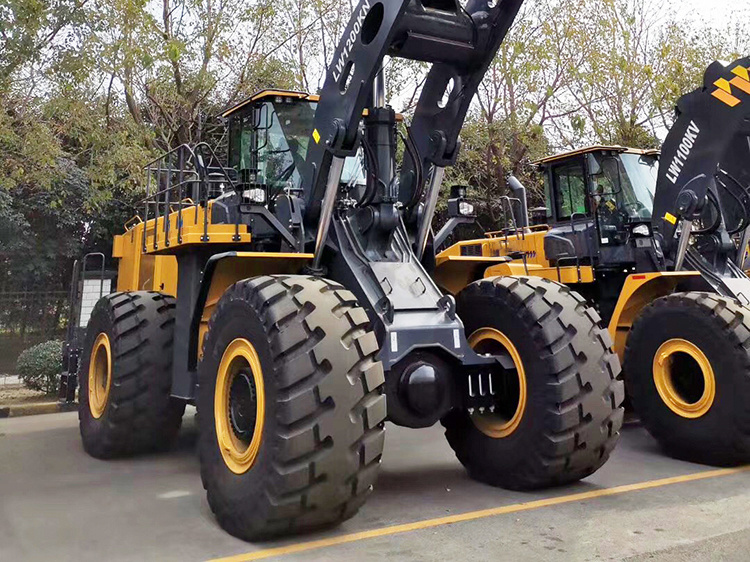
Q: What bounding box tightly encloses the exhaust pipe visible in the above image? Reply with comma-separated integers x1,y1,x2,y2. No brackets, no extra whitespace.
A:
507,175,529,228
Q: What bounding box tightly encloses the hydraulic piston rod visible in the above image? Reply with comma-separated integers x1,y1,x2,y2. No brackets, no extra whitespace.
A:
674,220,693,271
312,156,346,271
737,226,750,267
416,166,445,259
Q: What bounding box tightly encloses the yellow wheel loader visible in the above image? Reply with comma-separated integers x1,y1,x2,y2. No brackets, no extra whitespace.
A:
59,0,623,540
436,57,750,466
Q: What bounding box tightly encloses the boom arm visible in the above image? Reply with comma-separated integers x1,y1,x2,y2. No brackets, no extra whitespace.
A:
652,56,750,303
298,0,524,371
303,0,524,220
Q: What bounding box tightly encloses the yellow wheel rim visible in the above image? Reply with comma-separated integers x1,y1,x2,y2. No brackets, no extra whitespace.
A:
468,328,527,438
653,338,715,419
214,338,266,475
88,333,112,419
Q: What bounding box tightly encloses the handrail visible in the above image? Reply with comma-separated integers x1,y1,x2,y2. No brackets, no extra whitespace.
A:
136,141,300,253
569,212,592,282
140,143,239,252
123,215,143,231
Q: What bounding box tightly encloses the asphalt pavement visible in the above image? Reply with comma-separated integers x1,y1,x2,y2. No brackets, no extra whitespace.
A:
2,410,750,562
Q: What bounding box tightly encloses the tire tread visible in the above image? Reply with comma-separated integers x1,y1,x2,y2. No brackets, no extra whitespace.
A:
199,275,385,540
625,291,750,464
445,276,623,490
78,291,185,459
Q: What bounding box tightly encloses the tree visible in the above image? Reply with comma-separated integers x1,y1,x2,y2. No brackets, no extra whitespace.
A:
0,157,88,289
560,0,750,148
3,0,750,295
445,0,588,228
0,0,92,88
447,0,750,232
86,0,302,151
0,0,302,290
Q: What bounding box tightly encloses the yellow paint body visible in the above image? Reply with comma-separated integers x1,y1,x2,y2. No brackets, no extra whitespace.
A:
214,338,266,474
108,85,396,333
112,202,251,295
111,203,312,358
466,327,527,439
88,332,112,419
436,230,699,360
652,338,716,419
434,227,595,295
196,252,312,358
605,271,698,361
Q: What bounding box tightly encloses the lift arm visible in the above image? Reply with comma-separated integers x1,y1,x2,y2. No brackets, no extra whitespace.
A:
298,0,524,370
652,56,750,303
303,0,524,219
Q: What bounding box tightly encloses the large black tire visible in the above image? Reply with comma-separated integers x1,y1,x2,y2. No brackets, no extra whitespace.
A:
78,291,186,459
197,275,386,540
625,292,750,465
443,276,624,490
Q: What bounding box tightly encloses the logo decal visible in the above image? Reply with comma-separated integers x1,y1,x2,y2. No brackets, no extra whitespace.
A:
665,120,700,185
711,65,750,107
332,0,371,83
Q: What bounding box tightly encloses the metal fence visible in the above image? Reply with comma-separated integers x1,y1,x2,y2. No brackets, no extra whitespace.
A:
0,289,69,375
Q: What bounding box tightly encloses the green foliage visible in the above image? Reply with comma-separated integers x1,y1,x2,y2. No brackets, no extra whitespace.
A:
16,340,63,394
445,115,549,231
0,86,153,290
0,0,93,89
1,0,749,293
0,0,307,292
0,96,62,192
0,157,90,288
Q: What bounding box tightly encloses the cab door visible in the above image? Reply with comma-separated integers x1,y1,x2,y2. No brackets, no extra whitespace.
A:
544,158,599,265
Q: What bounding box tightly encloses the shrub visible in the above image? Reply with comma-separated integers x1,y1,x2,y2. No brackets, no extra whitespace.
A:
16,340,63,394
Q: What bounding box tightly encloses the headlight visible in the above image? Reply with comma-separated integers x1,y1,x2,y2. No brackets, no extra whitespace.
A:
243,188,266,204
632,224,651,237
459,201,475,216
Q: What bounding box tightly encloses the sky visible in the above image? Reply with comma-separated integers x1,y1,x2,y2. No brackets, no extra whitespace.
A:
678,0,748,26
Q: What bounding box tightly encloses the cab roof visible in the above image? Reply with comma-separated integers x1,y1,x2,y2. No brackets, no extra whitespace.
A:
221,88,405,121
222,89,320,118
534,145,660,166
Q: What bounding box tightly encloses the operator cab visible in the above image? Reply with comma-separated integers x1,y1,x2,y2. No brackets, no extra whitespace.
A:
198,90,369,250
223,90,366,203
539,146,659,269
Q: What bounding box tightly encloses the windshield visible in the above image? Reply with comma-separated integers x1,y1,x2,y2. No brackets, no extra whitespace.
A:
620,153,658,217
256,100,366,192
591,152,657,220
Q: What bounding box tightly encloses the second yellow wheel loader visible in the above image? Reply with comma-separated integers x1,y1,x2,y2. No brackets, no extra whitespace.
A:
435,56,750,466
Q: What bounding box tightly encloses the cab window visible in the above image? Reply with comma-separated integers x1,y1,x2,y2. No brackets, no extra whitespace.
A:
228,113,253,173
553,162,588,220
543,174,553,220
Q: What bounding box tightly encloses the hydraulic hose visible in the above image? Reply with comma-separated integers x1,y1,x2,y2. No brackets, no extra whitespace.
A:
359,136,386,207
401,127,424,210
716,169,750,235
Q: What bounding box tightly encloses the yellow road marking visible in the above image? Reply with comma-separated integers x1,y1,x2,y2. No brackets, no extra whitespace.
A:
209,466,750,562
